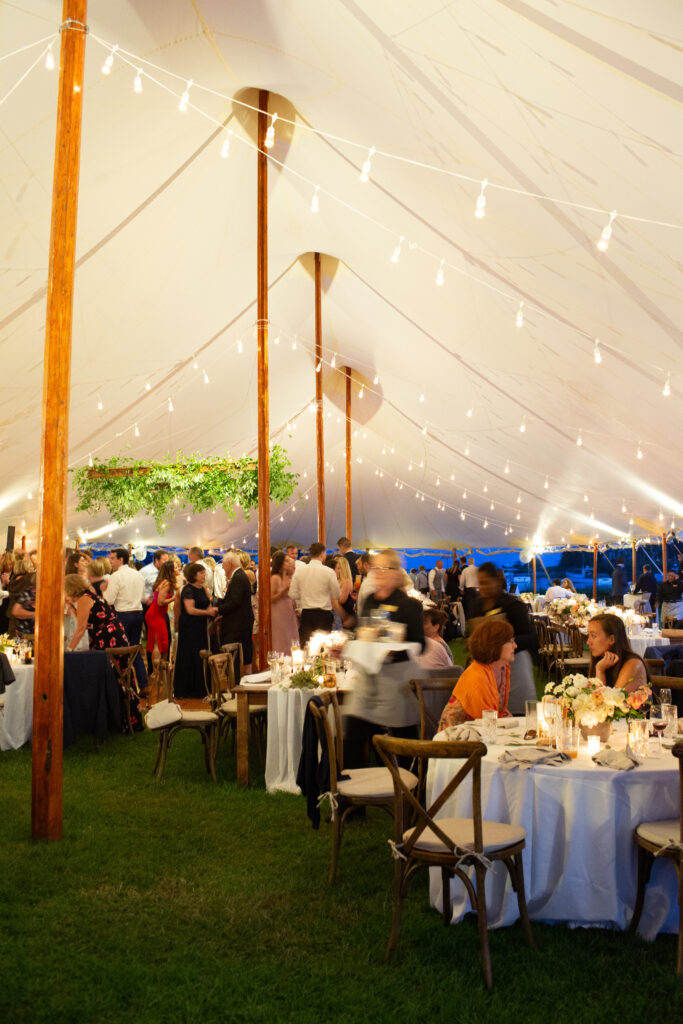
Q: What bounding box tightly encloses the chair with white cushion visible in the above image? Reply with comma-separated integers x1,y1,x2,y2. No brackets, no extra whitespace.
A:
373,734,534,990
145,661,219,782
630,741,683,976
308,692,418,883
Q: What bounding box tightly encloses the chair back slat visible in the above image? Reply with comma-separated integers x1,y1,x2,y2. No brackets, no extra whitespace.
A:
308,691,343,791
221,643,244,686
410,678,460,741
650,674,683,696
208,653,230,709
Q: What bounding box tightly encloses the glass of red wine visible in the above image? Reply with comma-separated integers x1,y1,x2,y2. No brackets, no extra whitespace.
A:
649,707,666,755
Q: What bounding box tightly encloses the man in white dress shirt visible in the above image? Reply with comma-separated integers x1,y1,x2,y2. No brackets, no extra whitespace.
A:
106,547,147,689
140,549,168,603
289,542,345,643
545,579,573,601
187,546,214,596
460,557,479,620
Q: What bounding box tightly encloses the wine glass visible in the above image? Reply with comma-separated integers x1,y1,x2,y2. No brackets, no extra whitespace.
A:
649,707,665,755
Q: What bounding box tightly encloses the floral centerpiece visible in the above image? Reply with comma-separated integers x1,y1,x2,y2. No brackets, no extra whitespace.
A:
544,674,650,735
547,595,592,620
0,633,16,653
519,592,535,603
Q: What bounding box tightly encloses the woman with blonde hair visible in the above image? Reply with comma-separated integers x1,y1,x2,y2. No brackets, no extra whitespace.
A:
334,555,355,627
8,552,36,637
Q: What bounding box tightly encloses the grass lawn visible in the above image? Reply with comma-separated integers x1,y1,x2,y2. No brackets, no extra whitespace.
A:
1,681,681,1023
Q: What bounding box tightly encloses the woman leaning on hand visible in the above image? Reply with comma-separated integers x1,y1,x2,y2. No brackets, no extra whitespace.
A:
586,612,648,693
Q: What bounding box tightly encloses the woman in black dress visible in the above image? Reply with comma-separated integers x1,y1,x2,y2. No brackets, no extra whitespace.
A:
173,562,218,699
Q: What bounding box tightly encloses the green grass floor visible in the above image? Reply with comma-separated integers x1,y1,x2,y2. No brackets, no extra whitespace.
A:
1,670,681,1023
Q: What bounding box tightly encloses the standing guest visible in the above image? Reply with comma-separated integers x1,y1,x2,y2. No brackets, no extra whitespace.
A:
334,555,356,629
587,613,648,693
635,564,658,613
289,542,345,644
140,549,168,603
8,552,36,637
438,619,515,729
212,555,227,600
145,560,178,674
343,548,425,767
611,558,628,605
173,562,217,699
187,546,213,596
469,561,537,715
105,548,148,691
355,552,373,617
428,560,446,602
417,608,455,669
414,565,429,595
217,550,255,676
0,552,13,634
283,543,302,577
86,559,108,597
270,550,299,652
658,569,683,626
337,537,359,581
65,551,89,580
460,557,479,619
445,553,461,601
64,573,142,730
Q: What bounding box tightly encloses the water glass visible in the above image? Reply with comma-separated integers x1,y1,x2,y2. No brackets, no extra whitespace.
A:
657,688,672,707
481,709,498,744
524,699,538,739
557,721,579,759
661,703,678,739
628,719,649,758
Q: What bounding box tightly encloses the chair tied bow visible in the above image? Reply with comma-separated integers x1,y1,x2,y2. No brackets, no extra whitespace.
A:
317,791,339,817
654,837,683,857
388,840,407,861
453,846,493,871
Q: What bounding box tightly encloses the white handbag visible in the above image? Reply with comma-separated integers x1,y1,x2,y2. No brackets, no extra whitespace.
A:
145,698,183,729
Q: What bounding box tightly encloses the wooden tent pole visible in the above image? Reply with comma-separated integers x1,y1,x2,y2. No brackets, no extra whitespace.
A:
314,252,325,544
345,367,352,541
592,541,598,601
256,89,271,667
32,1,87,842
532,554,536,595
662,532,667,577
632,539,637,588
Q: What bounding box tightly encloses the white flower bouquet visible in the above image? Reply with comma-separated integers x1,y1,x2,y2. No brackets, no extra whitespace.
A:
544,673,650,726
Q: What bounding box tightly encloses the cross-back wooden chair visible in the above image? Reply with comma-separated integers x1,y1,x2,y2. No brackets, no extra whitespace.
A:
643,658,665,679
146,659,219,782
372,734,533,990
532,619,554,680
410,678,462,741
630,742,683,976
649,675,683,709
209,651,265,760
105,645,143,734
308,692,418,883
546,624,590,680
221,642,244,684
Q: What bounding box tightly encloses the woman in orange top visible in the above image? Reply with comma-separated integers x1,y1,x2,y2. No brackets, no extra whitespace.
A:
438,619,516,730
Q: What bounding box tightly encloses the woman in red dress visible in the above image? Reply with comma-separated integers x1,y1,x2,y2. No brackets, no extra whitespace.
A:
145,560,177,675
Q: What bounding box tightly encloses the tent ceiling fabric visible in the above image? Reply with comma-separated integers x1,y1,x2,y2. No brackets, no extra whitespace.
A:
0,1,681,552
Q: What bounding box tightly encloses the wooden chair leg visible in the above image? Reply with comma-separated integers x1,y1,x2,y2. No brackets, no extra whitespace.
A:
630,844,654,933
441,866,453,926
385,858,406,960
474,863,493,990
329,812,342,884
154,729,170,781
201,728,217,782
511,854,535,949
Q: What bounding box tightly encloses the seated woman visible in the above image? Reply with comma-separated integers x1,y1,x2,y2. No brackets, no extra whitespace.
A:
586,612,648,693
438,619,515,730
417,607,454,669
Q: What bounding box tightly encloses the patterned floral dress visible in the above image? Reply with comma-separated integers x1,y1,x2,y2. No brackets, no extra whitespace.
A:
86,593,142,731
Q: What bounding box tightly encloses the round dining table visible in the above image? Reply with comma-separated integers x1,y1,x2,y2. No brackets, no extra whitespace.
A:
426,720,680,941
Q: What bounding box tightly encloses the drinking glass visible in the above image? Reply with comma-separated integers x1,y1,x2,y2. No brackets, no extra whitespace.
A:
657,688,672,707
557,721,579,759
524,700,538,739
541,696,561,743
649,707,665,755
628,719,649,757
481,709,498,744
661,703,678,739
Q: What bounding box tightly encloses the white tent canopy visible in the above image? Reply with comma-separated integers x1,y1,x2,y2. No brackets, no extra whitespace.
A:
1,1,681,554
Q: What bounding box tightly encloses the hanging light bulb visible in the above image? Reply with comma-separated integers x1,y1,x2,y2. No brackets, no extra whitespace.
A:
292,339,297,350
221,130,232,158
134,69,143,93
358,386,364,399
504,460,510,474
466,408,473,418
134,423,140,437
594,338,602,364
264,112,278,148
419,393,425,402
576,432,583,447
168,397,174,412
516,494,522,504
483,483,488,493
97,396,103,411
360,146,375,182
636,443,643,460
516,511,521,520
373,374,379,385
237,339,243,353
460,511,465,521
490,501,494,511
519,417,526,433
45,46,55,70
145,382,151,391
663,372,671,397
462,490,467,500
544,477,549,489
474,178,488,219
464,445,470,456
391,236,404,263
483,519,488,528
584,494,589,502
179,80,193,112
331,353,336,367
597,210,617,251
101,46,118,75
88,453,93,467
203,370,210,384
516,301,524,328
435,259,445,286
316,361,322,373
310,185,320,213
422,425,427,436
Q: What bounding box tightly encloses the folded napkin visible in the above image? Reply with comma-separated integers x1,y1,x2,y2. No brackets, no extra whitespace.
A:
239,670,272,686
591,747,640,771
498,747,570,770
434,724,482,742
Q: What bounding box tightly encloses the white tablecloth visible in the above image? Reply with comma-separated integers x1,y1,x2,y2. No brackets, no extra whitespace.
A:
265,675,356,794
0,664,34,750
426,722,680,939
629,634,669,657
623,594,652,612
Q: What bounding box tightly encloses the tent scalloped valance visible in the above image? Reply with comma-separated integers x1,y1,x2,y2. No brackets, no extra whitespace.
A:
70,447,298,532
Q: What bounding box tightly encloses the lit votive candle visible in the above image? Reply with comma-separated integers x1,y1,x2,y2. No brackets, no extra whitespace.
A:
586,735,601,757
292,649,304,668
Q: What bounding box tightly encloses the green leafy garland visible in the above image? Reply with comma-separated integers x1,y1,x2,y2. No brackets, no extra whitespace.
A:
71,446,298,532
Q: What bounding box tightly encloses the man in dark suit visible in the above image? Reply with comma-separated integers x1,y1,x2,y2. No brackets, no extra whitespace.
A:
217,550,254,676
